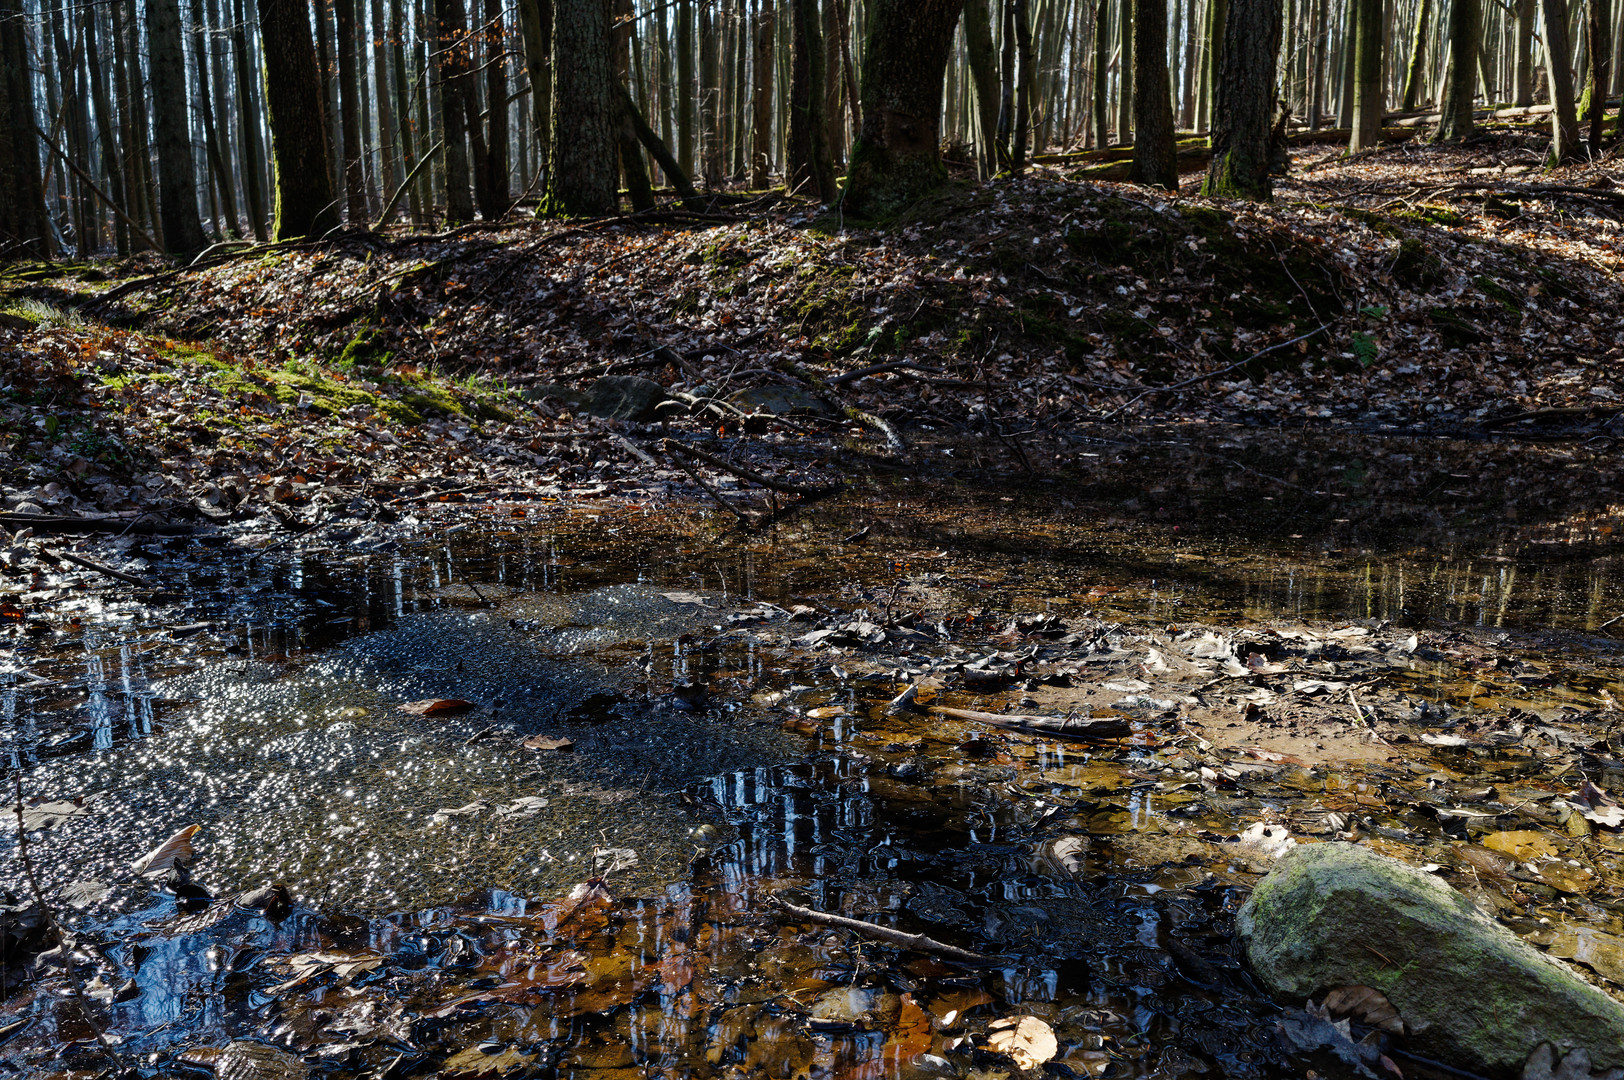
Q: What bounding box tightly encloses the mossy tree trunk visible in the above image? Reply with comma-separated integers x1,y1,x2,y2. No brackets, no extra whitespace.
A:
545,0,617,215
1128,0,1178,189
1540,0,1582,162
1200,0,1281,199
840,0,963,218
148,0,210,253
787,0,834,199
1348,0,1383,151
1434,0,1480,140
260,0,339,238
1399,0,1430,111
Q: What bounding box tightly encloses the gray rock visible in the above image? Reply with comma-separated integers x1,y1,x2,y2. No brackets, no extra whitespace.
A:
728,383,840,419
520,383,586,410
584,376,670,421
1237,842,1624,1074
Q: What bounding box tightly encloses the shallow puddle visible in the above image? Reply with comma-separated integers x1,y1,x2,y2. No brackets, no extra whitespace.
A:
4,454,1624,1079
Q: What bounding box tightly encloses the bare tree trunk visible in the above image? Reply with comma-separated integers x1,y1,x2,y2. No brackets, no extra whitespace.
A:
676,0,695,175
370,0,399,204
1586,0,1612,150
787,0,834,198
0,0,51,258
1129,0,1178,186
476,0,510,216
1541,0,1582,160
751,0,775,185
1011,0,1035,170
260,0,339,237
1200,0,1229,131
1435,0,1481,139
1349,0,1383,149
546,0,617,213
1512,0,1536,103
1400,0,1431,109
699,0,721,184
963,0,1002,175
1092,0,1109,141
1202,0,1281,198
841,0,963,217
148,0,210,253
435,0,476,221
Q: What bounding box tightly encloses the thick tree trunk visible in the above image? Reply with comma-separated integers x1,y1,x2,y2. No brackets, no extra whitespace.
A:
699,0,721,184
260,0,339,238
148,0,210,253
1513,0,1537,105
787,0,834,198
477,0,510,217
1349,0,1383,150
1400,0,1431,110
233,0,269,239
436,0,477,221
962,0,1002,177
751,0,775,186
315,0,344,200
1201,0,1282,199
0,0,50,259
1128,0,1179,188
1012,0,1035,171
676,0,694,175
545,0,617,214
1435,0,1481,140
1541,0,1582,161
840,0,964,218
1586,0,1611,151
335,0,369,221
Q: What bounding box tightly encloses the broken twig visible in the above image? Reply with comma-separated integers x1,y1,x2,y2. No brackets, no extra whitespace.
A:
769,896,1006,965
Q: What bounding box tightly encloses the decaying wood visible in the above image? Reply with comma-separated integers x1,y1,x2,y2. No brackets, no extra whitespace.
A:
769,896,1005,964
930,705,1132,741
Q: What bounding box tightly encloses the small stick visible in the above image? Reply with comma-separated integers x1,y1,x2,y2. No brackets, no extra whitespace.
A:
662,453,752,526
769,896,1006,965
45,548,149,587
659,439,839,498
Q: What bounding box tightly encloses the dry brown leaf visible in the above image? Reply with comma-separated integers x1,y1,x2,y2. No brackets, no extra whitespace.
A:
131,823,201,878
1320,984,1405,1035
398,698,475,716
1483,830,1560,861
522,734,574,751
985,1015,1057,1070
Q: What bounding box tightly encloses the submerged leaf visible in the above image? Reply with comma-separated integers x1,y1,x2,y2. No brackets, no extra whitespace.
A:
131,823,201,878
985,1015,1057,1070
398,698,476,716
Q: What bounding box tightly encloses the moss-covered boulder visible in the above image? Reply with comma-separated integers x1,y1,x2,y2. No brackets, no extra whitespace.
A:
1237,843,1624,1075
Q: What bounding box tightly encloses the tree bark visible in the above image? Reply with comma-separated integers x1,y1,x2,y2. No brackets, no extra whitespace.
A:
0,0,50,259
1435,0,1481,140
1201,0,1282,198
1540,0,1582,162
1092,0,1109,142
232,0,269,239
1200,0,1228,131
477,0,510,217
1513,0,1536,105
1348,0,1383,150
1011,0,1035,171
676,0,694,175
335,0,368,221
751,0,775,186
148,0,210,253
1585,0,1611,152
435,0,477,221
787,0,834,198
86,2,137,253
840,0,964,218
260,0,339,238
1128,0,1179,188
1400,0,1430,110
1115,0,1134,138
545,0,617,214
962,0,1001,177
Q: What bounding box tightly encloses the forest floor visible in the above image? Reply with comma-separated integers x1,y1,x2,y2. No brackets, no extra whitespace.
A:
4,135,1624,1080
3,129,1623,540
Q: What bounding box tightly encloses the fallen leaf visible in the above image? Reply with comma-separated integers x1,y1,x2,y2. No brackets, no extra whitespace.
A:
1320,984,1405,1035
1483,830,1560,861
495,796,550,819
131,824,200,878
986,1015,1057,1070
522,734,574,751
399,698,475,716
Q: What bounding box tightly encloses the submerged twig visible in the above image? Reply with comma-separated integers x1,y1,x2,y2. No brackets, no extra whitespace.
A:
769,896,1006,965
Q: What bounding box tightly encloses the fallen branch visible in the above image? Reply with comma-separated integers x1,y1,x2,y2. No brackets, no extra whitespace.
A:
828,359,947,386
45,548,149,587
659,439,841,498
0,513,194,536
1100,324,1332,420
769,896,1006,965
930,706,1133,742
661,451,752,526
1480,403,1624,429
